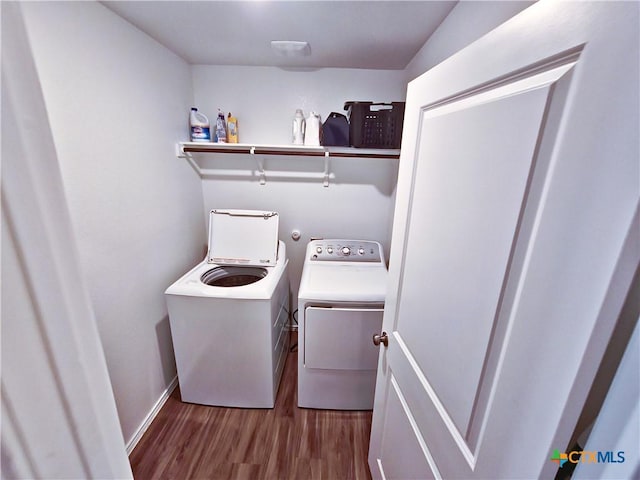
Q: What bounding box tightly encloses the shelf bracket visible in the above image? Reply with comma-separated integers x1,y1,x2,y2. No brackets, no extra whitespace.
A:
176,142,203,176
323,151,330,187
250,147,267,185
176,142,191,159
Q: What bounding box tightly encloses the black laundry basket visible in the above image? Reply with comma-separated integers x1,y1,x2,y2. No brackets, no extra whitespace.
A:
344,101,405,148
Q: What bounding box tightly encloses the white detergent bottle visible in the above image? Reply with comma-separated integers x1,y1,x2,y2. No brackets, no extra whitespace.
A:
304,111,321,146
293,109,305,145
189,107,211,142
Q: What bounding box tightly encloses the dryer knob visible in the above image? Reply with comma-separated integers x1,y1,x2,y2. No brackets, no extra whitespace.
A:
341,246,351,255
316,246,323,254
327,247,334,254
358,248,365,255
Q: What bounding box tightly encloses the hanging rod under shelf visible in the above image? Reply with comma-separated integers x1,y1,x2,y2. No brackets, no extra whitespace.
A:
178,142,400,159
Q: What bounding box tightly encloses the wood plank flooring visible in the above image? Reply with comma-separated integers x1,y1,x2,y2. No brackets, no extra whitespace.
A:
129,333,373,480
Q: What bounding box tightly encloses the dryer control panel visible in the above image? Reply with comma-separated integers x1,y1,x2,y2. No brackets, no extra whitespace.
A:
308,239,384,263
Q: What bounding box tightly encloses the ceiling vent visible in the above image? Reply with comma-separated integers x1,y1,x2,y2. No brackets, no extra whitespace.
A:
270,40,311,57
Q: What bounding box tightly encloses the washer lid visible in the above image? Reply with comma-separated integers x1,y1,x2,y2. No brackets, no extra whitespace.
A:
207,209,279,266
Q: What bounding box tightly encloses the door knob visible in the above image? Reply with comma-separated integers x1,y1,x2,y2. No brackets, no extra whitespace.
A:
373,332,388,347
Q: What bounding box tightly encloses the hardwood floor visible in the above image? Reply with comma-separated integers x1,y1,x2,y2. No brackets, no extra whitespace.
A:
129,333,373,480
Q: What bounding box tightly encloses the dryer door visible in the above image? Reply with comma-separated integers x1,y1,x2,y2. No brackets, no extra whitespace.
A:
304,306,383,370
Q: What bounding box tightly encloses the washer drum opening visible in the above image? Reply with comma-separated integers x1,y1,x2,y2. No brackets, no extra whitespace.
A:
200,266,268,287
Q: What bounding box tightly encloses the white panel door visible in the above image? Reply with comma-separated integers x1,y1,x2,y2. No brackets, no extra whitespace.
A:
369,2,639,479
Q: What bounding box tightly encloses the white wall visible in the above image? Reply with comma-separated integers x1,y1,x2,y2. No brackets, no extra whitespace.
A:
190,0,532,297
20,1,205,445
192,65,407,145
404,1,535,83
197,153,399,299
11,0,534,456
193,66,406,297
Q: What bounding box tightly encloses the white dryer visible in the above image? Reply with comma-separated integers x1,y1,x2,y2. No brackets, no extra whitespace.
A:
297,239,387,410
165,209,289,408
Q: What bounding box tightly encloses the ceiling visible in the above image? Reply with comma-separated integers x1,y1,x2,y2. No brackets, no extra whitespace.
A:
101,1,457,70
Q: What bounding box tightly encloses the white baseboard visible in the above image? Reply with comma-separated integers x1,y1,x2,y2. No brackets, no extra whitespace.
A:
126,376,178,455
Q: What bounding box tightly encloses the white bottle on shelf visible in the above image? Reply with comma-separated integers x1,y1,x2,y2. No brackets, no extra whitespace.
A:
189,107,211,142
304,111,321,146
292,109,305,145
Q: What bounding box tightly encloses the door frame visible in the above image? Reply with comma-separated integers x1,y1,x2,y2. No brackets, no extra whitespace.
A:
1,3,132,477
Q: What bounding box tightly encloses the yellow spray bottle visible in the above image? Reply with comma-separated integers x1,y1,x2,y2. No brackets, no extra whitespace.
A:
226,113,238,143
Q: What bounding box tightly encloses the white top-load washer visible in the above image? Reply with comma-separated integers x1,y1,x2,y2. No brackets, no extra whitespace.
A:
298,239,387,410
167,209,283,299
165,209,290,408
